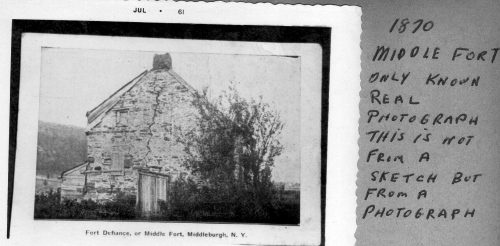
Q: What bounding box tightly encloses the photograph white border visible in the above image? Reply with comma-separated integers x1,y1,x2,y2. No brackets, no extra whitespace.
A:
17,32,321,244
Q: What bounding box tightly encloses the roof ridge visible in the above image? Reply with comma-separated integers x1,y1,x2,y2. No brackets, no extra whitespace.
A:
166,69,198,95
86,70,148,117
60,161,88,178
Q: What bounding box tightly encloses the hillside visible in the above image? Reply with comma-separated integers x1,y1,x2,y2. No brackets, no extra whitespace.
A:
36,121,87,178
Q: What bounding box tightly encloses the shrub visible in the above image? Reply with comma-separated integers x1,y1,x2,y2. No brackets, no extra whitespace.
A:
34,189,137,220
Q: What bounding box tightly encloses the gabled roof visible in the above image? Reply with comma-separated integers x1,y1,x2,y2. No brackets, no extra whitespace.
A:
167,69,197,94
85,52,234,131
60,162,88,178
85,67,201,129
86,70,148,125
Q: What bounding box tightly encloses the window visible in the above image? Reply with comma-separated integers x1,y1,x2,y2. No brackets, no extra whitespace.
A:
161,108,176,135
111,152,124,170
124,154,133,169
102,152,111,165
115,109,129,126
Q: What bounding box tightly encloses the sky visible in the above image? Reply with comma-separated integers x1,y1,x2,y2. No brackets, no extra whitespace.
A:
39,48,301,183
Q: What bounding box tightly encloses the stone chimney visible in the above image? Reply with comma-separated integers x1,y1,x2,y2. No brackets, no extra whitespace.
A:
152,53,172,70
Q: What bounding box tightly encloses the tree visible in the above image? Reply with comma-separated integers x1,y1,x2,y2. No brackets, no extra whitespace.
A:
182,84,284,216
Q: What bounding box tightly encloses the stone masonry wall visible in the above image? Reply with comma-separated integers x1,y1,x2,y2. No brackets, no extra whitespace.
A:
84,68,200,202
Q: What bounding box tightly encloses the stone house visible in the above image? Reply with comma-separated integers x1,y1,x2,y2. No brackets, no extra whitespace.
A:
60,53,202,213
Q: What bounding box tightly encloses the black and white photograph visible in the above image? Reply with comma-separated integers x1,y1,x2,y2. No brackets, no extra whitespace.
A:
8,18,330,237
35,48,303,224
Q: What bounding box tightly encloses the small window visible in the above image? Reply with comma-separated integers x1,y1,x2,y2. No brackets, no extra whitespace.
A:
124,154,133,169
115,109,129,126
111,152,125,170
161,109,176,135
103,153,111,165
